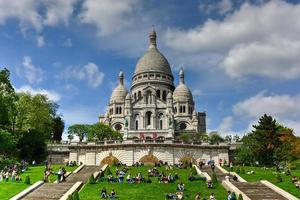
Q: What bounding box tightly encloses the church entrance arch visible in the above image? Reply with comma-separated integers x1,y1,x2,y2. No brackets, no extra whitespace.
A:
101,155,120,165
179,155,196,165
139,155,159,165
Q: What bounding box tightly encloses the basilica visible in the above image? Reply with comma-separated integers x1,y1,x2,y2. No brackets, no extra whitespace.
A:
99,28,206,140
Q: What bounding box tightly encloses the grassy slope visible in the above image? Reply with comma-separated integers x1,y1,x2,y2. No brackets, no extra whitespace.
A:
80,166,227,200
225,166,300,199
0,165,77,200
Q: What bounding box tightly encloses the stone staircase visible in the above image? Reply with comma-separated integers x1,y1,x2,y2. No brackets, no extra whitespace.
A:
233,182,289,200
201,165,289,200
22,165,102,200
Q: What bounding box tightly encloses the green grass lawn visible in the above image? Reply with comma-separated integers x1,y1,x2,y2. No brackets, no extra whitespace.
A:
225,166,300,199
80,165,227,200
0,165,78,200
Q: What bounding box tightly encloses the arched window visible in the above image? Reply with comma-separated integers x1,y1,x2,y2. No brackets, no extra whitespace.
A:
115,124,122,131
174,107,177,114
156,90,161,98
115,107,118,114
146,111,152,126
138,91,142,99
135,114,139,130
162,90,167,101
119,107,122,114
134,93,137,101
180,106,182,113
183,106,186,113
158,113,163,130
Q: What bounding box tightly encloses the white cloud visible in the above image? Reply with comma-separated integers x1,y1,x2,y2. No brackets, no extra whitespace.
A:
0,0,78,32
0,0,42,31
199,0,233,15
79,0,138,36
43,0,78,26
218,116,233,134
17,56,44,84
36,35,45,47
164,0,300,79
63,38,72,47
233,91,300,135
15,85,61,102
59,63,105,88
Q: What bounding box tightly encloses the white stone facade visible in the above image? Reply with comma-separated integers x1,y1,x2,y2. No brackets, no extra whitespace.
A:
99,28,206,140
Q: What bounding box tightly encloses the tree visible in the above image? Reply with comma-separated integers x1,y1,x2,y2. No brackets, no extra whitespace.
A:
88,123,122,141
15,93,57,139
0,130,16,158
68,124,89,142
224,135,232,143
179,133,190,143
17,129,48,163
209,132,224,144
0,68,17,131
52,116,65,142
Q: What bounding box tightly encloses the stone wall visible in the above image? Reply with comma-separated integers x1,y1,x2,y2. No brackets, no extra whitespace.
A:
48,142,230,166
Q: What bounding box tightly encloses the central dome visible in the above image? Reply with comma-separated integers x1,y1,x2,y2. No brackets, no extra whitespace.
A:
134,27,172,76
134,48,172,75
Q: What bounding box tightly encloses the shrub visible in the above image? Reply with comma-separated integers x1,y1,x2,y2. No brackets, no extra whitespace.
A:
105,167,112,176
238,194,243,200
72,190,80,200
211,172,218,184
67,195,73,200
276,174,283,183
236,167,241,174
240,167,245,174
191,166,197,175
24,176,30,184
231,192,237,200
224,160,227,166
88,174,96,184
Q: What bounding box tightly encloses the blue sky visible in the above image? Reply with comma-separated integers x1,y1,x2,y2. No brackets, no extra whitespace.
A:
1,0,300,136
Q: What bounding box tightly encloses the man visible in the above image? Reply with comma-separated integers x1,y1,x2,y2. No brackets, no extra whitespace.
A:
227,191,232,200
195,192,201,200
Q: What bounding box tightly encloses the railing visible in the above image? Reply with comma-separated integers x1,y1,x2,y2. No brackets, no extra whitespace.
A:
48,139,230,147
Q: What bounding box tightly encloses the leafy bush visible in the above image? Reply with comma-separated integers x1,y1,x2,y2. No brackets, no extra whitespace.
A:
236,167,241,174
211,172,218,184
88,174,95,184
105,166,112,175
24,176,30,184
276,174,283,183
67,195,73,200
238,194,243,200
72,190,80,200
231,192,237,200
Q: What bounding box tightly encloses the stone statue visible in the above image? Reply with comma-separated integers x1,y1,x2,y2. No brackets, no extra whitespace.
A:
125,117,128,128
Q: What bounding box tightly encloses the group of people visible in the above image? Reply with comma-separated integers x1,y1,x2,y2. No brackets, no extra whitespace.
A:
0,164,23,182
100,187,117,199
166,192,216,200
292,176,300,189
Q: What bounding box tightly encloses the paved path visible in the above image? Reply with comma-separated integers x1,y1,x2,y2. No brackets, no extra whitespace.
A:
22,165,102,200
201,165,289,200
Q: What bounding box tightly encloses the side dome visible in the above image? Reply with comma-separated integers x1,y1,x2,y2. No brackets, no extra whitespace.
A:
173,68,193,103
134,27,172,76
173,84,193,102
110,71,128,103
110,85,128,103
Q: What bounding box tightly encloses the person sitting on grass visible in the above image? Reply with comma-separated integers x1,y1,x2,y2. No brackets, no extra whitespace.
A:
166,192,176,199
108,174,113,183
100,187,107,199
177,182,185,191
126,173,134,183
207,180,213,188
291,176,298,183
209,193,216,200
195,192,201,200
174,173,179,180
15,173,22,182
295,180,300,189
188,173,195,181
109,189,117,199
176,191,184,200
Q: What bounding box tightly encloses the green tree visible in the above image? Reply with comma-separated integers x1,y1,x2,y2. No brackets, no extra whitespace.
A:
0,130,16,158
68,124,89,142
15,93,57,139
0,68,17,131
179,133,190,143
209,132,224,144
17,129,48,163
88,123,122,141
52,116,65,142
